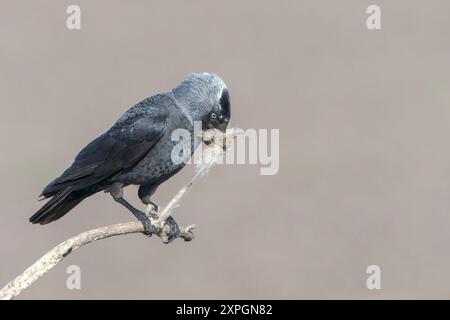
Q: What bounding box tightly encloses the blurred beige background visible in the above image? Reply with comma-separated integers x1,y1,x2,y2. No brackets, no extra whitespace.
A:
1,0,450,299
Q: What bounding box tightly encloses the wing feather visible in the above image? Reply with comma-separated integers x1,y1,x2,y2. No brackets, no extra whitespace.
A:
41,100,168,197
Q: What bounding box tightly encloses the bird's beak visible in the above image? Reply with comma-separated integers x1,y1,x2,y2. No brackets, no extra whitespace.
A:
202,124,228,151
218,122,227,133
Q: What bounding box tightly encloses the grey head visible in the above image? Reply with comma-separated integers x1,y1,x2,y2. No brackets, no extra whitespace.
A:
172,72,231,132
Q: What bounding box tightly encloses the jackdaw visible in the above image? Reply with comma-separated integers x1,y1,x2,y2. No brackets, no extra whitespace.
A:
30,73,231,242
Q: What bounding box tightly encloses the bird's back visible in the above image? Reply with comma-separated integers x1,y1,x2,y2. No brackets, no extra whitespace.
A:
31,93,172,224
110,92,196,186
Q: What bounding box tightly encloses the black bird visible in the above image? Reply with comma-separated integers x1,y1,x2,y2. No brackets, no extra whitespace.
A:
30,73,231,242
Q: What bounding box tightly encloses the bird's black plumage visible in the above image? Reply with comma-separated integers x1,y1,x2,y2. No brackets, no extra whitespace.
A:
30,98,168,224
30,73,230,237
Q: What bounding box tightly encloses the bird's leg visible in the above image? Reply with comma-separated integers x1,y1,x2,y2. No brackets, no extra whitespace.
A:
139,184,159,218
144,200,159,218
142,199,180,243
109,185,156,236
139,184,180,243
114,197,157,236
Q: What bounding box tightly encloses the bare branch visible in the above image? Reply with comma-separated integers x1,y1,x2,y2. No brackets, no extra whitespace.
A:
0,222,195,300
0,128,242,300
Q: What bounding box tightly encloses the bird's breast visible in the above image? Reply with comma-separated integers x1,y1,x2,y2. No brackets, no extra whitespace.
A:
113,127,198,185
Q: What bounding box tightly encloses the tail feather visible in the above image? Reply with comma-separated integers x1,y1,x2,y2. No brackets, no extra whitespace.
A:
30,186,86,225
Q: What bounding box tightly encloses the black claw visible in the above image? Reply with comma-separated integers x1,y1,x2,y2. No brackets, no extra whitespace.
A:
133,207,156,236
145,201,159,219
139,216,157,236
146,211,158,219
164,216,180,243
149,201,159,213
114,197,158,237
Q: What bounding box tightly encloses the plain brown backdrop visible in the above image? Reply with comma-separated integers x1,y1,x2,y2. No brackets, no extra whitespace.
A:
1,0,450,299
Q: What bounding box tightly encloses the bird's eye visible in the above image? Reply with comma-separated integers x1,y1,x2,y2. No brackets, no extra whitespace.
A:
211,113,217,119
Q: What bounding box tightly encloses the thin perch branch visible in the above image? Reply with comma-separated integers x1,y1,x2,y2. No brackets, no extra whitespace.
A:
0,128,241,300
0,222,195,300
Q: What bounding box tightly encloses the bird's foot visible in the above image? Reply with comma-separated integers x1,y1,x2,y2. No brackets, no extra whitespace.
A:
135,211,157,236
143,202,179,243
161,216,181,244
145,202,159,219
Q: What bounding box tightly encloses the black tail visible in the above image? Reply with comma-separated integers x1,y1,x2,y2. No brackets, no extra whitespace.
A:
30,186,87,225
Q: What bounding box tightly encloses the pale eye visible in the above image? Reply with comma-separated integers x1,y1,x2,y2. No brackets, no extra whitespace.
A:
211,113,217,119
